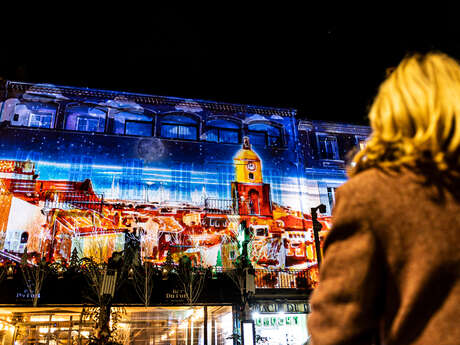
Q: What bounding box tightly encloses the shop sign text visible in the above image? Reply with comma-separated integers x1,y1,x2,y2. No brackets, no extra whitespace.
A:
251,302,309,314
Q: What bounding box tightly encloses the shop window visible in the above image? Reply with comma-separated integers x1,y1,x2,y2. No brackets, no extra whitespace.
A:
110,111,153,137
160,114,198,140
65,105,106,133
7,308,234,345
11,102,57,128
206,119,240,143
317,134,340,160
254,312,309,344
248,123,282,147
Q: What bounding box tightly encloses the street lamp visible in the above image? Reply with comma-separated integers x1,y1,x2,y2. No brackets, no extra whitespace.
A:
311,204,326,269
239,220,256,345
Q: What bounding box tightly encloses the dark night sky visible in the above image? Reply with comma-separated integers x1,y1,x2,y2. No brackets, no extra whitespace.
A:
1,7,460,126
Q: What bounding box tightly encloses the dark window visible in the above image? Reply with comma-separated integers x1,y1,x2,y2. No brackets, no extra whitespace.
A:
160,114,198,140
248,130,266,146
20,232,29,244
256,228,268,237
125,120,153,137
317,134,339,160
65,106,106,133
206,119,240,143
338,134,360,160
248,123,282,147
110,111,153,137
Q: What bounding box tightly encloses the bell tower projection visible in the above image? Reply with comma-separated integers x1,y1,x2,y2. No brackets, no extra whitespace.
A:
231,137,272,217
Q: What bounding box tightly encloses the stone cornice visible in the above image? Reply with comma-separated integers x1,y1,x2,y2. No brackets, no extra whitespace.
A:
298,119,371,136
6,81,296,118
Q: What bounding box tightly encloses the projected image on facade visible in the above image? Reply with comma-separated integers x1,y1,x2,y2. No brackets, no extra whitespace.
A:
0,83,332,287
0,141,330,268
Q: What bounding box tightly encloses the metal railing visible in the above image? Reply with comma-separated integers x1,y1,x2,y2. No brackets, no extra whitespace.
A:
43,191,104,212
212,266,318,289
203,198,263,216
254,267,318,289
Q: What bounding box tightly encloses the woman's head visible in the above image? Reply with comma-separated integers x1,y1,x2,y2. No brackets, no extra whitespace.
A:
350,52,460,176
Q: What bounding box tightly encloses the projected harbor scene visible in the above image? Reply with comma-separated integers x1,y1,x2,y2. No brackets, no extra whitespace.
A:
0,137,330,273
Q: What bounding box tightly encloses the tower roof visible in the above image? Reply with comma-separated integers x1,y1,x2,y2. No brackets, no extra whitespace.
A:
234,137,260,161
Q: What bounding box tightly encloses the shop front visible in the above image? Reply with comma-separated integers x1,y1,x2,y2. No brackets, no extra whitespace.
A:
0,305,234,344
251,301,310,345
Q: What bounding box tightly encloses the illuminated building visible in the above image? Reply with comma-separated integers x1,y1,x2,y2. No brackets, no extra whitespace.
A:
0,80,369,344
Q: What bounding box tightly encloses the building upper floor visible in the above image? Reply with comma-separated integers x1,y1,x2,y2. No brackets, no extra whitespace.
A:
0,81,297,151
0,80,371,175
298,120,371,172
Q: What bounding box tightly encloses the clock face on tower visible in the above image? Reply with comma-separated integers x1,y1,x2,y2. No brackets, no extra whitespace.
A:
247,162,256,171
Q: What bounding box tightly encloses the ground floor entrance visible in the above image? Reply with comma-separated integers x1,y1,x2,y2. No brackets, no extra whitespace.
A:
251,300,310,345
0,302,310,344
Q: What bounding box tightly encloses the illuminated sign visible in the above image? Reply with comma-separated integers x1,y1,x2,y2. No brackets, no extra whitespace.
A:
255,315,299,327
251,302,310,314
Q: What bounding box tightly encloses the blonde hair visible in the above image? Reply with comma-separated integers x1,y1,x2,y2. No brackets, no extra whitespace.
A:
350,52,460,177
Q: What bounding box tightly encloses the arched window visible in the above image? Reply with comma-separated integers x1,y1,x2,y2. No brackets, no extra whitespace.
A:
160,114,198,140
248,189,260,215
20,232,29,244
109,111,154,137
64,105,107,133
11,102,57,128
206,119,240,144
247,123,282,147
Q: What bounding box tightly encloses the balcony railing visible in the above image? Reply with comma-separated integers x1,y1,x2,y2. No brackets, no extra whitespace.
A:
254,267,318,289
204,198,236,214
203,198,264,216
43,191,104,212
212,266,318,289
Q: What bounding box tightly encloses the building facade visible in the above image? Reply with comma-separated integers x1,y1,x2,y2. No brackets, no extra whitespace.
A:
0,81,369,345
298,120,371,215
